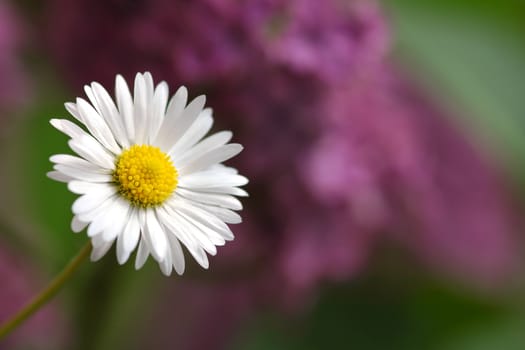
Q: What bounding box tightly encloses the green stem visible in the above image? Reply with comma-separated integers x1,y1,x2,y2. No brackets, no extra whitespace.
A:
0,241,92,340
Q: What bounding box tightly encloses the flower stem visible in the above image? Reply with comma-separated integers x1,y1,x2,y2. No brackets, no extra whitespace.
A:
0,241,92,340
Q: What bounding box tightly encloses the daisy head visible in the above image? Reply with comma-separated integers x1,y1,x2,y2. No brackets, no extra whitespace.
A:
48,72,248,276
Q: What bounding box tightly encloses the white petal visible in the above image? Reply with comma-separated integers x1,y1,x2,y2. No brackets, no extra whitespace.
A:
191,246,209,269
101,198,130,242
168,198,234,240
91,234,107,248
91,82,129,148
153,86,188,150
145,208,168,261
116,233,129,265
68,136,115,170
124,208,141,252
84,85,100,111
157,95,205,153
87,212,111,238
72,185,116,214
50,154,109,173
176,188,243,210
177,209,225,247
116,209,140,264
64,102,83,124
209,164,239,174
158,207,210,269
71,216,88,233
86,196,125,237
143,72,155,100
187,201,242,224
133,73,148,144
117,231,127,265
168,108,213,156
178,171,248,189
159,247,173,276
115,74,135,142
52,158,106,175
77,194,119,222
76,98,121,154
163,205,217,255
166,86,188,119
90,239,114,261
178,143,243,175
50,119,86,140
192,186,249,197
47,170,72,183
54,165,113,183
166,232,185,275
147,81,169,142
68,181,113,195
135,238,150,270
171,130,232,165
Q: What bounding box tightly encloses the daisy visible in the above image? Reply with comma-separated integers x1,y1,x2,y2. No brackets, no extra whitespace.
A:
48,72,248,276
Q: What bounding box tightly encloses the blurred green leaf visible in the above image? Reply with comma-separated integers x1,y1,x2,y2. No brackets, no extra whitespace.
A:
384,0,525,182
233,278,521,350
9,84,81,268
439,316,525,350
74,258,163,350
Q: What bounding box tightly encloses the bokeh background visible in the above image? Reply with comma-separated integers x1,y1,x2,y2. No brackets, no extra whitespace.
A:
1,0,525,349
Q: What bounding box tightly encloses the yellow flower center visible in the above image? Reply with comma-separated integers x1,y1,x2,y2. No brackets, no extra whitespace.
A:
114,145,178,207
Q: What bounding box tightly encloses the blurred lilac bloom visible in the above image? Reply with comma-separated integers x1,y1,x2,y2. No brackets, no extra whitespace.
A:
252,0,389,83
305,69,520,287
47,0,386,87
46,0,520,302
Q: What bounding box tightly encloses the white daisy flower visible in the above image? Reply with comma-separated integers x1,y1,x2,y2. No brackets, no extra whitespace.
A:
48,72,248,276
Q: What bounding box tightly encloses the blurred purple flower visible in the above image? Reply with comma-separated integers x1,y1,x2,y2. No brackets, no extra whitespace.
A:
0,1,27,110
304,69,520,287
47,0,386,87
46,0,520,303
252,0,389,83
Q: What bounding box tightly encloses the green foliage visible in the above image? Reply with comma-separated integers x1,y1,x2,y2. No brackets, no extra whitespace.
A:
385,0,525,184
3,80,79,268
233,279,524,350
